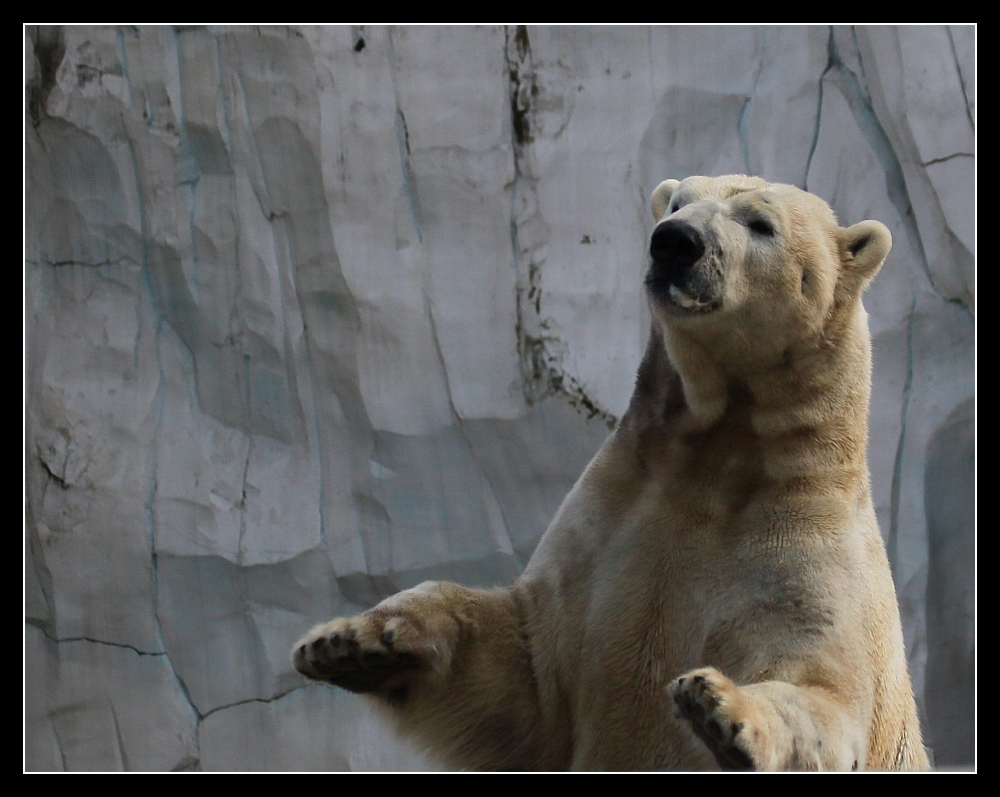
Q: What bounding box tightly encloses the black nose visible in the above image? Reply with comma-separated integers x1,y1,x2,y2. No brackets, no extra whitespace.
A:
649,219,705,273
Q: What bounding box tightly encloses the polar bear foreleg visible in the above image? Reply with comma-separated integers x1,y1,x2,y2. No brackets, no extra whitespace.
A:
669,667,864,771
293,581,553,770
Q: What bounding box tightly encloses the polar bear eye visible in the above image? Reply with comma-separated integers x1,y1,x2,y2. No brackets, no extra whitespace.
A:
747,217,775,237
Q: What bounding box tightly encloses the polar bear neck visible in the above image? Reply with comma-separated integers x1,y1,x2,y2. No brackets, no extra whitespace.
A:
619,317,872,466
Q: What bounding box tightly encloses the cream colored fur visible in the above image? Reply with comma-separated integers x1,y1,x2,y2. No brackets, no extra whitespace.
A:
293,175,927,771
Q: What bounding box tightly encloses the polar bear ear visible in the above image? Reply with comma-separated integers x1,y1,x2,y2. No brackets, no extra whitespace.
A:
839,220,892,287
651,179,681,221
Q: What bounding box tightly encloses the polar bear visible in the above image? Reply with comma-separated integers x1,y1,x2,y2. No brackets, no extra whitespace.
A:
292,175,928,771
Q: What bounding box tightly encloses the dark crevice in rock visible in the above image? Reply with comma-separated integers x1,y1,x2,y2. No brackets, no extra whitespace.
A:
27,25,65,126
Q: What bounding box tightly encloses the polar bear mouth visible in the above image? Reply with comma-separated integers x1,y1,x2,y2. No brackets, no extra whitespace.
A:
644,272,720,314
667,284,717,313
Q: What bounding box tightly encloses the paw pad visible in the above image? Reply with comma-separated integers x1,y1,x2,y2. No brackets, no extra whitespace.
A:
291,613,426,694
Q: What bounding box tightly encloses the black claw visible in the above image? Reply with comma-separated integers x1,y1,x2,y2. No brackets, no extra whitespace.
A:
330,633,341,645
311,638,325,650
719,746,755,772
381,629,396,646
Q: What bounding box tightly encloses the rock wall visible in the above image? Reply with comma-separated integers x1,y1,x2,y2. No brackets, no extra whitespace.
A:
25,25,974,770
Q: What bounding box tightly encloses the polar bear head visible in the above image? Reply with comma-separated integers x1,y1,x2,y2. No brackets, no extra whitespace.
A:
646,175,891,366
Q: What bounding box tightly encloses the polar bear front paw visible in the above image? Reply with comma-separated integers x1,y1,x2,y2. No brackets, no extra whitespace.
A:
669,667,756,771
292,611,433,696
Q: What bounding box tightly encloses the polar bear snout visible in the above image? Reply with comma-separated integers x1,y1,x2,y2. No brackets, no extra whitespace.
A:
646,218,720,314
649,218,705,274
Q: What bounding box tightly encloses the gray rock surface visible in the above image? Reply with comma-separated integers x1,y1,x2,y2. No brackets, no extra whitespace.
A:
25,25,974,770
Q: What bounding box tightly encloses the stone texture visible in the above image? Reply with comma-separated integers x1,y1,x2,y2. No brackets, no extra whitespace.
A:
25,25,974,770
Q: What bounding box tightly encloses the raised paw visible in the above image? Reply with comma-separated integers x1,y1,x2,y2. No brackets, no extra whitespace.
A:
669,667,756,771
292,612,430,695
